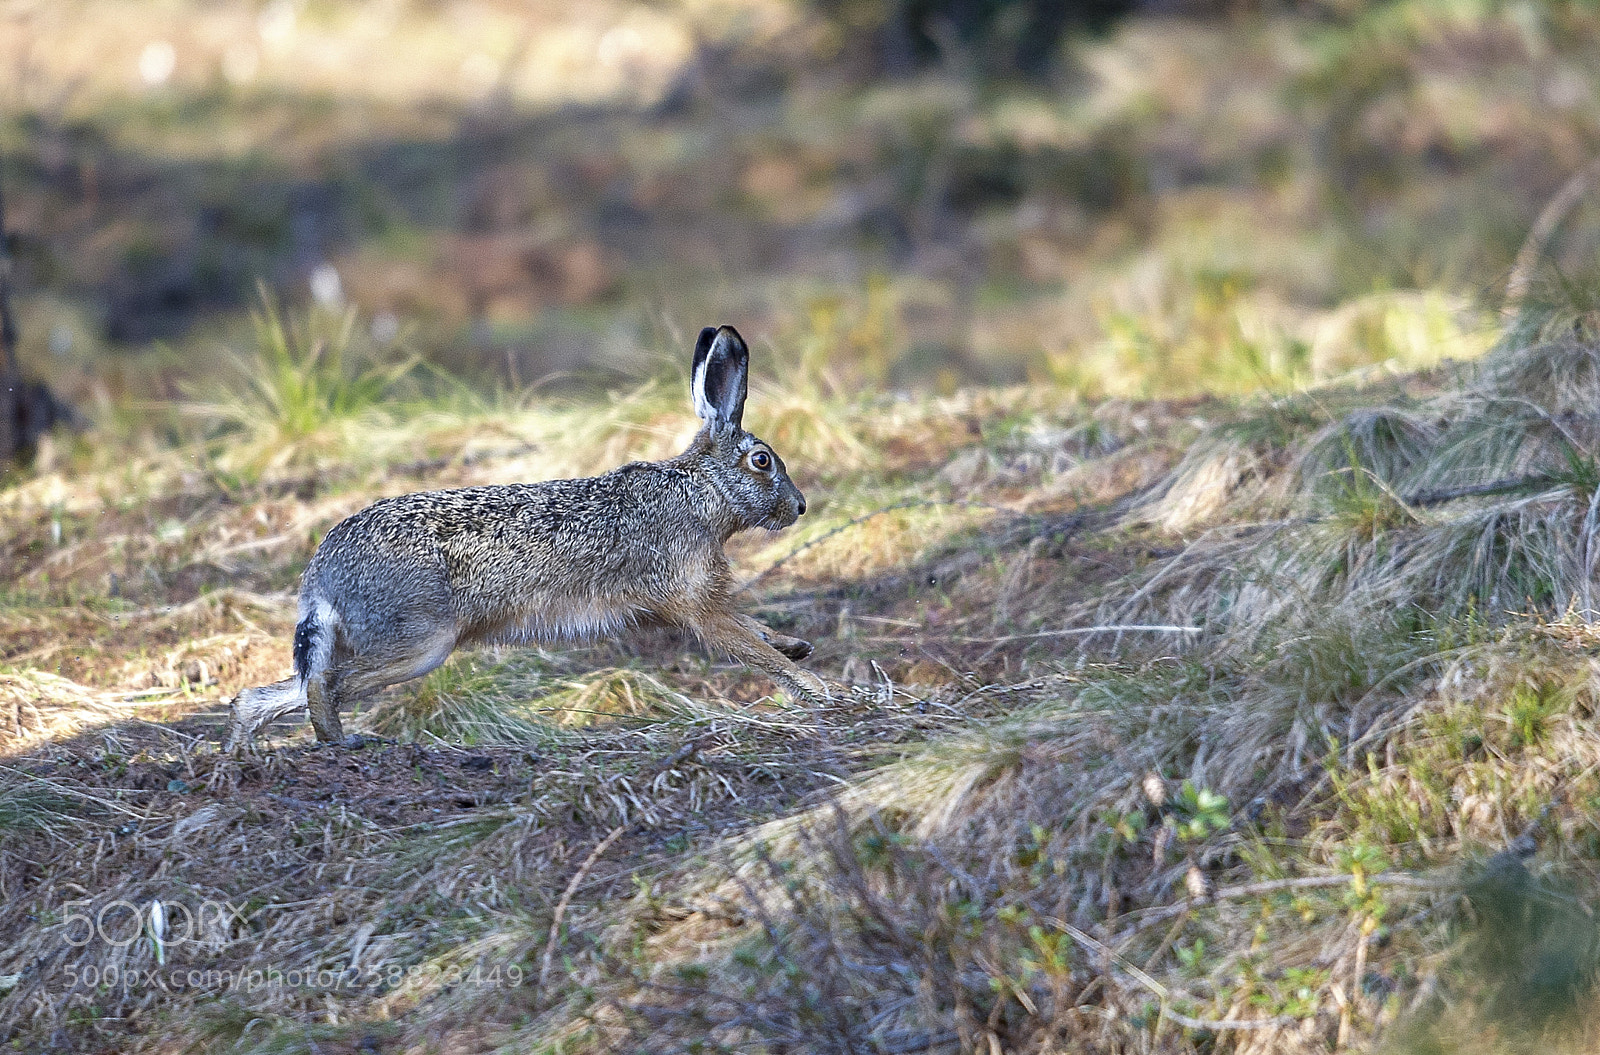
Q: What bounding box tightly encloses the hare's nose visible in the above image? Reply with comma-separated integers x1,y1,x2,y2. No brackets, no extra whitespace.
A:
797,496,807,515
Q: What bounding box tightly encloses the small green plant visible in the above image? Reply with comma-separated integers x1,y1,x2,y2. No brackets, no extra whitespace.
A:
1506,679,1569,750
1096,807,1147,857
1174,782,1231,841
1175,937,1207,975
1024,925,1073,977
1013,823,1058,878
858,828,913,867
1336,840,1392,926
1553,446,1600,499
1275,966,1326,1018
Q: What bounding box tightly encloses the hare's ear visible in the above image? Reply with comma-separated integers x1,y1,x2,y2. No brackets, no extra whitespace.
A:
691,325,748,430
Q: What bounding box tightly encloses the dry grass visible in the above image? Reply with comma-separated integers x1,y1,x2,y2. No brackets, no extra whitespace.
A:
0,671,183,755
497,620,1600,1054
392,309,1600,1053
1108,331,1600,659
18,290,1600,1053
9,313,1600,1051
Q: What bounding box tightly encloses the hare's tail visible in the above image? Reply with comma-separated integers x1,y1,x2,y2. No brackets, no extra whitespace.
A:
292,606,332,682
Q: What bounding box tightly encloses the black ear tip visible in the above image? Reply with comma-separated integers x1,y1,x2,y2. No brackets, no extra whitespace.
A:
693,327,717,364
691,324,749,427
715,325,748,357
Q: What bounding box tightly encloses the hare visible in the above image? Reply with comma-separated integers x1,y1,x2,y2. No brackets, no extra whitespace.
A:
225,325,826,749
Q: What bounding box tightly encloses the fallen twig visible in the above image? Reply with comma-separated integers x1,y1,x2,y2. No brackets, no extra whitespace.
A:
1404,474,1559,506
538,817,632,993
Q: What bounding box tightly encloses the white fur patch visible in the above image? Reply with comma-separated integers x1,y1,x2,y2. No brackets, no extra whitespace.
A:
691,353,716,423
309,598,338,674
224,678,306,750
487,595,644,645
692,327,745,426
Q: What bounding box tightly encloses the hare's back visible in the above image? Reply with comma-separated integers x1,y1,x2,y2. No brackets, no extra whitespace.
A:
308,483,576,582
303,475,695,620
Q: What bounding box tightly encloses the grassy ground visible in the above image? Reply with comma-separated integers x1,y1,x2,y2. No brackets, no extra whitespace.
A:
8,0,1600,1052
5,298,1600,1053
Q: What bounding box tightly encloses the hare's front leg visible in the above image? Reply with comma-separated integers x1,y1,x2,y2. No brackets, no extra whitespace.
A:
695,612,829,705
753,621,812,660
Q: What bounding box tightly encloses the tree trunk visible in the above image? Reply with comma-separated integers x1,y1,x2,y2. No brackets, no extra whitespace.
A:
0,173,71,476
0,176,22,469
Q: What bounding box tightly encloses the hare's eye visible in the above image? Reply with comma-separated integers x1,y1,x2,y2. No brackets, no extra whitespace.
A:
750,450,773,471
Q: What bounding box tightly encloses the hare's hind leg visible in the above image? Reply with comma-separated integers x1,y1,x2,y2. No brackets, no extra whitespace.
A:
225,678,306,752
309,628,459,743
306,676,344,743
694,612,829,705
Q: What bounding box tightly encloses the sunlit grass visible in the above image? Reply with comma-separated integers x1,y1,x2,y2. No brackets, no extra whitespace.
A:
359,653,562,745
359,656,694,744
11,301,1600,1053
1050,276,1495,399
175,293,420,472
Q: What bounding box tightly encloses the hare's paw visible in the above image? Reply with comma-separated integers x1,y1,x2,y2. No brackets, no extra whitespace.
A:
762,630,813,661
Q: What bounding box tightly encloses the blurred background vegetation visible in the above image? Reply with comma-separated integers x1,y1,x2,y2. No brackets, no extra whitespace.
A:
7,0,1597,435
